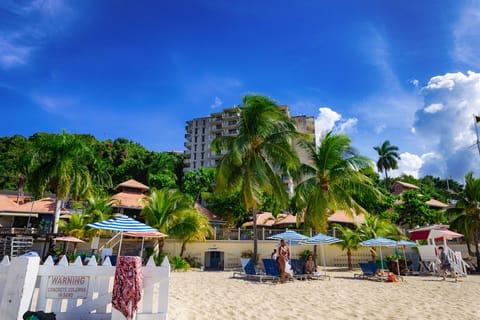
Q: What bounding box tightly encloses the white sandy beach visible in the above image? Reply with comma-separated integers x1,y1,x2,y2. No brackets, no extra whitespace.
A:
168,269,480,320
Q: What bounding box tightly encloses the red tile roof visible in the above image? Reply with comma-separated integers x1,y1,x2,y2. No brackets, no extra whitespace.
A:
327,210,365,224
115,179,149,192
111,192,146,209
0,195,20,211
17,197,69,214
195,203,225,223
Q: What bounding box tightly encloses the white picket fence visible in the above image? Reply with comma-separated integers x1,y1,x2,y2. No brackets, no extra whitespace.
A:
0,254,170,320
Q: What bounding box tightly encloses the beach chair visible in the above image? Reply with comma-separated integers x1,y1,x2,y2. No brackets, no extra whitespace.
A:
355,262,390,281
263,258,294,283
354,262,379,279
233,258,278,282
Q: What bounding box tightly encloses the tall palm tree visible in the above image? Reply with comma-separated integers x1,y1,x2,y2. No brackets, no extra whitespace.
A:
212,95,303,264
29,131,95,233
373,140,400,189
293,132,381,233
449,172,480,271
332,224,360,270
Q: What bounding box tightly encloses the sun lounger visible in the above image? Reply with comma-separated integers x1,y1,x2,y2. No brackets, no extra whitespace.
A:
233,258,278,282
354,262,388,281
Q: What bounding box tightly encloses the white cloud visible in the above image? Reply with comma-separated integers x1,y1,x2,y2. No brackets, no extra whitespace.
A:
34,95,74,113
453,3,480,68
390,152,424,179
0,38,32,68
424,103,443,114
314,107,357,145
210,97,223,109
413,71,480,180
0,0,73,69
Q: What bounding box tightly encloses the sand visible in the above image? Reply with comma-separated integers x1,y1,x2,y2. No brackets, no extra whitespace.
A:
168,269,480,320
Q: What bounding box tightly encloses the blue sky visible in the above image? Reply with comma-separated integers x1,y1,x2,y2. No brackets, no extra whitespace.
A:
1,0,480,181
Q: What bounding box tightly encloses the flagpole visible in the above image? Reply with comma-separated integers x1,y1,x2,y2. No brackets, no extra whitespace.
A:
474,115,480,157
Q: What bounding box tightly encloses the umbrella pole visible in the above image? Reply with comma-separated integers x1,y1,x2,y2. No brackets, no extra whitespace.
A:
140,237,145,258
379,247,384,270
118,232,123,256
403,246,408,276
321,244,327,277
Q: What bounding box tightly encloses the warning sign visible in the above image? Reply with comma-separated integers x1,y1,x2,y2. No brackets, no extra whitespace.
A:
46,275,89,299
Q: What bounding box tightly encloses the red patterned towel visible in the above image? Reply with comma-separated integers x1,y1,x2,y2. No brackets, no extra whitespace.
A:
112,256,143,320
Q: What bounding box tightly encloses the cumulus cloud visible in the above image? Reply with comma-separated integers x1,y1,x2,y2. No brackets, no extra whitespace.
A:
315,107,357,145
413,71,480,180
390,152,424,179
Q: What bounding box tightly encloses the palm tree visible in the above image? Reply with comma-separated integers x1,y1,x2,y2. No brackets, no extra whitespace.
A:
373,140,400,189
293,131,381,233
141,188,204,254
58,213,88,239
29,131,96,233
211,95,303,264
357,215,403,261
168,210,213,257
333,224,360,270
449,172,480,271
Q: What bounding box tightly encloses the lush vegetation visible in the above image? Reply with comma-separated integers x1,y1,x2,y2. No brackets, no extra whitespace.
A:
1,94,478,270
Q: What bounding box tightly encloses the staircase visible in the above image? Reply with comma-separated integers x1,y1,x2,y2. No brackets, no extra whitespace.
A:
98,232,123,255
445,246,468,277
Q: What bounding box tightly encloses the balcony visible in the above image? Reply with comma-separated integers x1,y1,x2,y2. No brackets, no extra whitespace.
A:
224,129,239,136
184,141,192,149
211,125,223,133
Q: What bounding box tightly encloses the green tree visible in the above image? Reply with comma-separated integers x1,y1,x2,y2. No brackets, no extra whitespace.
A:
394,190,446,228
181,167,216,200
357,215,402,261
211,95,302,264
29,131,96,233
168,209,213,257
373,140,400,189
449,172,480,271
293,132,381,233
141,188,204,254
58,213,88,239
203,191,247,226
332,224,360,270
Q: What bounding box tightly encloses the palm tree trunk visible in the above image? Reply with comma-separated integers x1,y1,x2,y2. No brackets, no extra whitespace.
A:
347,248,352,270
474,220,480,272
384,171,389,190
252,209,258,266
53,199,62,234
180,241,187,258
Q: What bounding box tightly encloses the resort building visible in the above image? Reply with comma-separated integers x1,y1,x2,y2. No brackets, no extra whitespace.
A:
183,106,315,172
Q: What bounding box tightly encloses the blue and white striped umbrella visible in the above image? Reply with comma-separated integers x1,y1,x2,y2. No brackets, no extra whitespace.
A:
87,215,158,256
268,230,309,242
303,233,342,245
301,233,342,278
359,237,397,270
87,215,157,232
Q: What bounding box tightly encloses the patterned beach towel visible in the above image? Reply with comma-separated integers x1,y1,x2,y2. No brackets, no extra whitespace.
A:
112,256,143,320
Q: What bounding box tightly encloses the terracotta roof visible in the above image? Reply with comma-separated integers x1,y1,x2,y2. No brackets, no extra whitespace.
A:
426,199,449,208
115,179,149,192
327,210,365,224
17,197,69,214
0,195,20,211
111,192,146,209
195,203,225,223
274,213,301,226
242,212,276,227
393,181,420,190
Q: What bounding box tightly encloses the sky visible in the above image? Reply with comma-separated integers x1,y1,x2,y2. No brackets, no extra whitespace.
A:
1,0,480,182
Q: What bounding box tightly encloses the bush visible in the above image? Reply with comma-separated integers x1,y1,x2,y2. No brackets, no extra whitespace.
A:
299,249,313,261
184,255,202,268
169,256,190,271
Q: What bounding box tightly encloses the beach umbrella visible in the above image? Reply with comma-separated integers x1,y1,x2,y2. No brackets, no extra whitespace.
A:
302,233,342,277
124,231,167,257
87,215,158,256
53,235,85,254
359,237,397,270
396,240,417,275
268,230,309,258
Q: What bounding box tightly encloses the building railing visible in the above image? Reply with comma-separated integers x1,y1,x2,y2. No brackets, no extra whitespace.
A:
209,227,337,241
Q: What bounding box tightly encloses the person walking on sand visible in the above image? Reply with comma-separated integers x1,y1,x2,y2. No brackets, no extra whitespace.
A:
438,246,460,281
